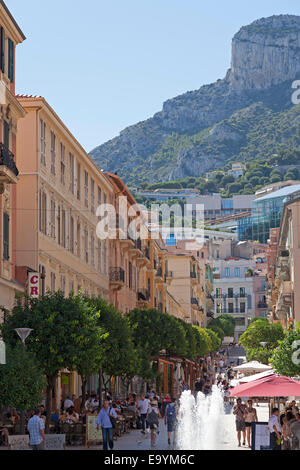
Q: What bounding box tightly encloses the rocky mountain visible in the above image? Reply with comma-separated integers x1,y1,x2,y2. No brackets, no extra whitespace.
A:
90,15,300,186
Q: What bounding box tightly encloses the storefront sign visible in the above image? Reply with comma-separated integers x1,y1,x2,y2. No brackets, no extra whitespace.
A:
28,272,39,297
86,414,103,448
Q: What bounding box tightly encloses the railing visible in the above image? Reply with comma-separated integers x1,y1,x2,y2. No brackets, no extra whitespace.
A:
190,272,197,279
109,267,125,283
138,289,150,301
156,266,162,277
191,297,199,305
257,302,268,309
0,143,18,177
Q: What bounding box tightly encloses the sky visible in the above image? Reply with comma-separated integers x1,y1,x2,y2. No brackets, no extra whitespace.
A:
7,0,300,152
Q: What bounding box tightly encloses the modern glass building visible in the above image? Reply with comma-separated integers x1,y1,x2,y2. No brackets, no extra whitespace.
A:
238,184,300,243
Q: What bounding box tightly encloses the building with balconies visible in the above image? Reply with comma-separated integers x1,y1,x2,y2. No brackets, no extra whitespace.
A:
0,2,26,317
213,257,255,341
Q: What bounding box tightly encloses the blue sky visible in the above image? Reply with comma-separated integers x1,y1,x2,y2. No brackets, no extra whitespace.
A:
7,0,300,151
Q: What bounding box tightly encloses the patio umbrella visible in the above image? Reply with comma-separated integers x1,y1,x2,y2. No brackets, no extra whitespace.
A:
230,375,300,397
239,369,275,384
233,361,272,374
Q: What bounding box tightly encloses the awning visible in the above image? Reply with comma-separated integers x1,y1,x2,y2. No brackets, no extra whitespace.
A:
233,361,272,373
230,375,300,397
239,369,275,383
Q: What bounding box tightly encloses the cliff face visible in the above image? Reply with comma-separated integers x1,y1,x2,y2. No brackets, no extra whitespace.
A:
90,15,300,185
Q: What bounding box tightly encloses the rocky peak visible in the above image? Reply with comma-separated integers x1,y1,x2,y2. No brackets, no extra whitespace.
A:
228,15,300,90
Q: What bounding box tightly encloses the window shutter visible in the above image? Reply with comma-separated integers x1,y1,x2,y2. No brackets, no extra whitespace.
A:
8,39,14,82
0,27,4,73
3,212,9,260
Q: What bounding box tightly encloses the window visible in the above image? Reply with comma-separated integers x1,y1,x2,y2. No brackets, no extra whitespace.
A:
91,235,95,267
39,190,47,235
3,212,9,260
97,186,101,207
60,143,65,185
84,170,88,208
50,131,56,175
240,287,245,297
84,226,88,263
91,178,95,214
103,240,107,274
0,27,4,74
69,153,74,194
97,239,102,272
225,267,230,277
70,216,74,254
40,119,46,165
3,120,9,149
240,302,246,313
39,265,46,296
62,209,66,248
57,206,61,245
234,267,240,278
129,262,133,289
216,303,222,314
8,38,14,82
77,162,81,200
228,288,233,298
50,200,56,239
50,272,56,292
77,222,81,258
60,275,66,295
228,303,234,313
69,280,74,294
216,288,222,298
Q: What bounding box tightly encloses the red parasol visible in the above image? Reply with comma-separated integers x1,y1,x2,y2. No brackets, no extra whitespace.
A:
230,374,300,397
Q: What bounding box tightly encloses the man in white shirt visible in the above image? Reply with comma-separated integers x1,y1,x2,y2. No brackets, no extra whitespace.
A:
138,394,150,434
64,395,74,410
268,407,282,450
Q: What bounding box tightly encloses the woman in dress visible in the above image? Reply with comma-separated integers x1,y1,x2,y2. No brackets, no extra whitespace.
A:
244,399,258,448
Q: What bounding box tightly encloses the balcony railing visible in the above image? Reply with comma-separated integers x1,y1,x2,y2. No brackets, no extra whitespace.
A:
109,267,125,283
138,289,150,301
0,143,18,177
257,301,268,309
191,297,199,305
156,266,162,277
190,272,197,279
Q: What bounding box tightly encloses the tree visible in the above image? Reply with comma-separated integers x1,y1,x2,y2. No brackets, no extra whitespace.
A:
238,319,285,364
271,326,300,377
1,292,103,431
86,297,138,393
0,344,45,433
207,324,225,342
193,327,211,357
205,329,221,352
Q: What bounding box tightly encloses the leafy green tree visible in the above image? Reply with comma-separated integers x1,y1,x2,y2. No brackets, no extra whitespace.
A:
193,327,211,357
205,329,221,352
239,319,285,364
271,326,300,377
0,344,45,433
207,324,225,342
1,292,103,431
86,297,138,392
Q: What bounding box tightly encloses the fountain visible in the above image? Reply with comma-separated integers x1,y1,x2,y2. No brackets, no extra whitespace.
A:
176,385,225,450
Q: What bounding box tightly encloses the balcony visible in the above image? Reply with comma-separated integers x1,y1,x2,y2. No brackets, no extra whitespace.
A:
191,298,199,309
138,289,150,301
257,301,268,309
109,267,125,291
0,144,19,184
128,238,143,259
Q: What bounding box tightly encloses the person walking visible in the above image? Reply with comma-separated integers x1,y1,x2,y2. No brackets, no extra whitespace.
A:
244,400,258,448
96,400,118,451
147,399,161,448
137,394,150,435
27,409,45,450
233,398,247,447
164,398,177,446
268,407,282,450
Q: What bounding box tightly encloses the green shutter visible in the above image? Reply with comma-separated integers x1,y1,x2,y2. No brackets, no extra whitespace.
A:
8,39,14,82
3,212,9,260
0,28,4,73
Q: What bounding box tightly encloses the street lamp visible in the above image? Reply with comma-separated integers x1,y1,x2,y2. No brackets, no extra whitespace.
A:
14,328,33,347
14,328,33,434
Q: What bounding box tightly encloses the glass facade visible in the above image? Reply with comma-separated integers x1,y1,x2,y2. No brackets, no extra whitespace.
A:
238,185,300,243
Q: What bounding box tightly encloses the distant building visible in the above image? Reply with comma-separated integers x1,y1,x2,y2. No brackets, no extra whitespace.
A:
227,162,246,179
238,181,300,243
135,187,199,201
190,193,255,220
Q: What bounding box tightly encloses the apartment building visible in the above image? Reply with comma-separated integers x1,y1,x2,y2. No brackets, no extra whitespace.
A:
15,96,114,403
270,193,299,328
0,1,26,317
213,257,255,341
166,244,206,326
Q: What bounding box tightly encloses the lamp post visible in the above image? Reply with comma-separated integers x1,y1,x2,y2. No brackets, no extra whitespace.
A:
14,328,33,434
